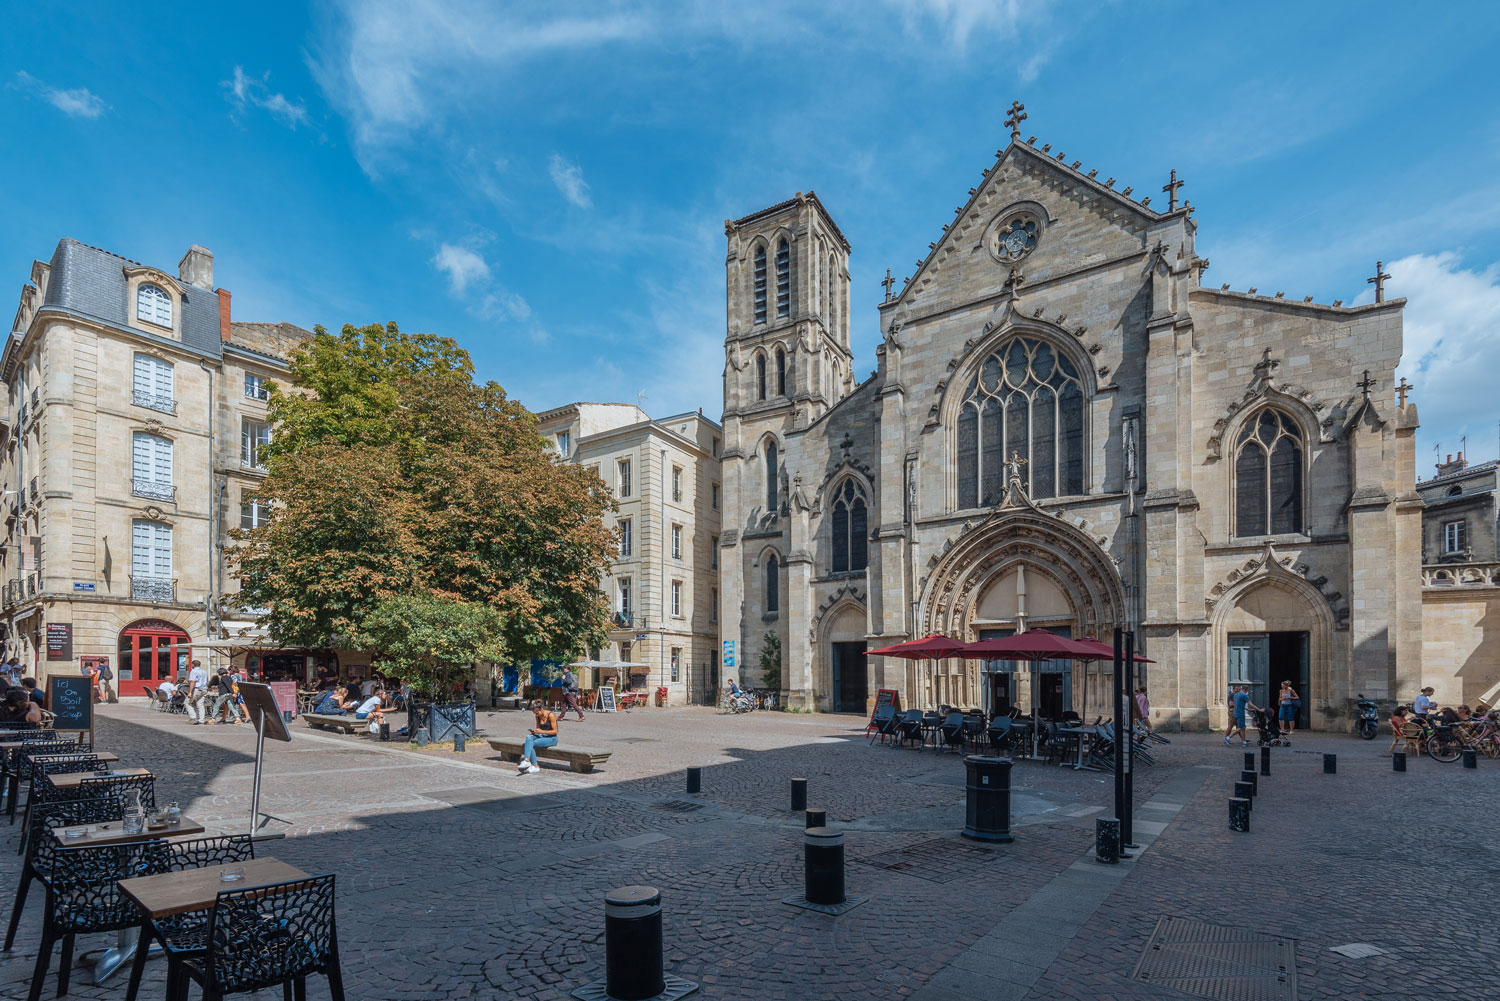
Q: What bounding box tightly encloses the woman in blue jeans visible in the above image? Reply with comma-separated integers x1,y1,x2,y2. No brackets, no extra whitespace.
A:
519,699,559,774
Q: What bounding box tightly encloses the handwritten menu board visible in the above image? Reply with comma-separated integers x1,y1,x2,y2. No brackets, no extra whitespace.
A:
48,675,93,733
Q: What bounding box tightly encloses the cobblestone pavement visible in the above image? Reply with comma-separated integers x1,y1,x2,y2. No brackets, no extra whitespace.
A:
0,704,1491,1000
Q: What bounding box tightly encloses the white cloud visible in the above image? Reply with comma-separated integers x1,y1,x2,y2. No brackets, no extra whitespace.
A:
1363,253,1500,465
548,154,593,209
223,67,312,129
13,71,107,118
478,290,532,322
431,244,491,294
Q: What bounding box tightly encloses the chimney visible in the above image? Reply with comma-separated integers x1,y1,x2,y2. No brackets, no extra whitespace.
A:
1436,452,1468,477
178,245,214,290
216,288,232,341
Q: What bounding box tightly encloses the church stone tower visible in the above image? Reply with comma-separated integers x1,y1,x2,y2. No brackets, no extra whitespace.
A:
718,192,852,694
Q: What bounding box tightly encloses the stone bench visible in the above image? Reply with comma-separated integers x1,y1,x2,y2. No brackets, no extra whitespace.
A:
485,738,611,774
302,712,379,734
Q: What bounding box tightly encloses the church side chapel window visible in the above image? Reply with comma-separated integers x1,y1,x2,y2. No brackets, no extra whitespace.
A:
765,553,780,612
753,245,768,324
776,348,787,396
755,353,767,401
830,480,869,574
956,337,1084,507
1233,410,1304,537
775,238,791,318
765,440,779,511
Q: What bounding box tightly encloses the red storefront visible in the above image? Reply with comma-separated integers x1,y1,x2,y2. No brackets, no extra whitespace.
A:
116,619,192,697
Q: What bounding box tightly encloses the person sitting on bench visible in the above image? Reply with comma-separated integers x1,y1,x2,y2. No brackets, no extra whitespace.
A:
353,687,388,723
314,686,353,715
518,699,559,775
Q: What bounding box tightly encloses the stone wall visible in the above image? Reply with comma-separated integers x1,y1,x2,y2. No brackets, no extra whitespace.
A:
1420,569,1500,709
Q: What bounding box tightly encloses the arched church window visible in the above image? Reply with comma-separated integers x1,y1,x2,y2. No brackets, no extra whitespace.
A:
1234,409,1304,536
775,238,791,318
752,245,767,324
956,337,1085,507
755,353,767,401
765,439,779,511
765,553,780,612
776,348,787,396
830,480,868,574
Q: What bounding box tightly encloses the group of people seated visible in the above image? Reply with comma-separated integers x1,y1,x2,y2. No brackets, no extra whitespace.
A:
0,674,47,724
310,673,408,723
1391,689,1493,729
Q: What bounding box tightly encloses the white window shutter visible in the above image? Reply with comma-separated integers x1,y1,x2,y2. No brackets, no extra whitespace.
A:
133,433,152,483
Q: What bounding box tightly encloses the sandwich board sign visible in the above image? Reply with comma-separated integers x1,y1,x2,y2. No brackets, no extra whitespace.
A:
48,675,94,740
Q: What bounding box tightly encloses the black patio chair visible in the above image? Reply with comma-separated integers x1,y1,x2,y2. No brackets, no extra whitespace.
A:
986,716,1014,754
124,836,256,1001
1060,710,1082,725
963,712,986,748
939,711,967,754
78,773,156,812
868,706,897,746
17,755,105,854
172,875,345,1001
4,796,124,953
896,710,926,749
6,740,79,822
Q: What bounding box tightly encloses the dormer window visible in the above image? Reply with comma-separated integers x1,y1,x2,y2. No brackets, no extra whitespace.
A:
136,283,173,327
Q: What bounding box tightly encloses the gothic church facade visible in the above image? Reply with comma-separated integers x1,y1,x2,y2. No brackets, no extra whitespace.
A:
717,126,1422,731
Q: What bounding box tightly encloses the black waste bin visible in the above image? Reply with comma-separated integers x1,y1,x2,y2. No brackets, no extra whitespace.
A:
961,755,1014,843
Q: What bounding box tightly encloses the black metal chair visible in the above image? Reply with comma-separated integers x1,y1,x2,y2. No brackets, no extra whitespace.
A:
17,755,105,854
868,706,896,746
963,712,986,747
4,796,124,953
79,773,157,812
896,710,926,749
172,875,345,1001
6,740,79,822
124,836,256,1001
986,716,1014,754
939,711,967,754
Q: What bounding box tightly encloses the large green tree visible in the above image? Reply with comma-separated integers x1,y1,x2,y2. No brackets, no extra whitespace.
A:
231,322,615,691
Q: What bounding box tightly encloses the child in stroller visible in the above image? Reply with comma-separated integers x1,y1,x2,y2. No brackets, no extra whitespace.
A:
1253,706,1289,746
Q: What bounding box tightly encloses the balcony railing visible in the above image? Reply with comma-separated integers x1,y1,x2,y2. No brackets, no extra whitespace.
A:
131,479,176,502
245,384,270,401
610,612,637,629
132,390,177,415
131,576,177,603
28,477,37,502
30,388,38,411
24,572,38,598
1422,562,1500,588
1,581,17,607
17,404,27,427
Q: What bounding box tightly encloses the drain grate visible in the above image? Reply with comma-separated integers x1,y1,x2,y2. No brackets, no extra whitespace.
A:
855,837,1009,883
651,799,705,813
1133,916,1297,1001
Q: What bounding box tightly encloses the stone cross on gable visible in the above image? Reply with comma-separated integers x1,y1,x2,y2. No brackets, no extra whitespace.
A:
1367,261,1391,303
881,268,895,301
1005,100,1027,140
1005,449,1028,483
1162,169,1185,211
1397,377,1413,407
1252,347,1279,385
1357,370,1376,399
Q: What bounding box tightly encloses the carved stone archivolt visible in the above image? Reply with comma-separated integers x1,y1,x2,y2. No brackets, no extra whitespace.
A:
1205,542,1349,630
1206,350,1336,461
812,583,866,637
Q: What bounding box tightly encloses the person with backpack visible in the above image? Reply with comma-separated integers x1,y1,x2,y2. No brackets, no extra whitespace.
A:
560,667,586,721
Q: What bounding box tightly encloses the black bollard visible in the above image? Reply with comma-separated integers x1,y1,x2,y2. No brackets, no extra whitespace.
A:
453,731,466,753
790,777,808,812
686,766,701,794
1095,817,1120,864
1393,751,1406,772
961,755,1014,843
1229,797,1250,832
1324,753,1337,774
804,827,845,905
1260,745,1271,776
378,720,390,742
603,886,665,1001
1462,749,1477,769
1243,751,1256,772
805,808,826,829
1240,769,1258,797
1234,780,1254,805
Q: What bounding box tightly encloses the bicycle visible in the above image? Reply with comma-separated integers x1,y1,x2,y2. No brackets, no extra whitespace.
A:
717,692,754,714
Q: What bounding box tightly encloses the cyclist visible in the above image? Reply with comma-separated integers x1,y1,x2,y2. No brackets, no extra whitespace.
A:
725,678,752,712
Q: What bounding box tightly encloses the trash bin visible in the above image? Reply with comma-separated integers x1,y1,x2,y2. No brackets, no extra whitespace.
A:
961,755,1014,843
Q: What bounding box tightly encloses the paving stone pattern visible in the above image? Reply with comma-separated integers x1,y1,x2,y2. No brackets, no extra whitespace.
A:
0,705,1490,1000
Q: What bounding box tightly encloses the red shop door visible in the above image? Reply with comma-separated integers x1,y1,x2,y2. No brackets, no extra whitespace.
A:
117,624,191,697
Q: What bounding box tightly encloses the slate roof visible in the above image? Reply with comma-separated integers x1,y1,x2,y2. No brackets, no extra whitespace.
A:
42,238,223,360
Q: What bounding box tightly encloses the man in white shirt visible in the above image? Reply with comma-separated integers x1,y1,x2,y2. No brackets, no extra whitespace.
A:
1413,687,1437,717
185,660,211,724
360,675,378,700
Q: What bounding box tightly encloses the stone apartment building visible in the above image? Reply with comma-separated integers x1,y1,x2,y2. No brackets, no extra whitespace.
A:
718,118,1425,729
1417,452,1499,564
1,237,310,694
535,403,722,705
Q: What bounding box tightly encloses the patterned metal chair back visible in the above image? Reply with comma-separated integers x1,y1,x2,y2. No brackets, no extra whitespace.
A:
34,754,104,778
47,841,165,934
28,797,126,880
13,740,79,776
206,875,337,994
167,835,254,872
77,773,156,811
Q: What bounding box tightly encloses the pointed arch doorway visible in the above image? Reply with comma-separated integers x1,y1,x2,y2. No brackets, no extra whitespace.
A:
972,566,1077,718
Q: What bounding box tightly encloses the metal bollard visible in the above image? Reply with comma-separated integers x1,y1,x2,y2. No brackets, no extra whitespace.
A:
1095,817,1120,864
1462,749,1477,769
1229,797,1251,832
1240,769,1258,797
686,766,701,794
790,777,808,812
415,727,429,747
1393,751,1406,772
378,721,390,742
1243,751,1256,772
961,755,1014,843
805,808,826,829
604,886,665,1001
1324,753,1336,774
804,827,845,905
453,731,466,753
1260,746,1271,776
1234,780,1254,805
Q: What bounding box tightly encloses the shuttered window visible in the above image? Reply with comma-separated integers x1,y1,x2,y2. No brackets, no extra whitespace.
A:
131,433,173,500
132,353,174,413
136,284,173,327
131,519,172,580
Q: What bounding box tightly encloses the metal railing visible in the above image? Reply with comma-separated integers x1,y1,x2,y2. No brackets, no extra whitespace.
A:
131,390,177,414
28,477,37,502
24,573,38,598
30,388,38,411
131,576,177,603
131,479,176,502
1422,562,1500,588
245,384,270,401
2,581,17,607
17,404,27,427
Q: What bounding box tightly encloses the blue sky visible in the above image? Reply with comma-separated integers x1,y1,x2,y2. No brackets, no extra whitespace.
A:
3,1,1499,474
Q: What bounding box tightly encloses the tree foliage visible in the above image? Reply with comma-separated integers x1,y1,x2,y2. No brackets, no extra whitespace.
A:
355,594,508,696
758,630,782,690
231,322,616,684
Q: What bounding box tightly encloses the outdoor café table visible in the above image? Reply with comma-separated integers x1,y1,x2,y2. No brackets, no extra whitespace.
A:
52,814,205,849
25,749,119,763
1054,727,1098,771
45,766,152,790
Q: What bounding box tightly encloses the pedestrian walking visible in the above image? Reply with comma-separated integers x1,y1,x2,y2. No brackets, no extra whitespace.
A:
518,699,559,774
1223,684,1261,746
560,667,586,721
1277,680,1300,736
1134,687,1153,733
185,659,211,723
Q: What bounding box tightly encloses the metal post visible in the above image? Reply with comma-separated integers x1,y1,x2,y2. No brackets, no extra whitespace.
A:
1260,745,1271,776
1095,817,1120,864
1323,753,1337,774
249,708,266,835
1111,628,1126,851
790,777,807,812
805,808,826,829
1240,769,1258,797
1243,751,1256,772
1228,797,1250,832
803,827,845,905
378,720,390,742
686,766,701,794
604,886,665,1001
453,731,466,753
1392,751,1406,772
1234,780,1254,804
1122,630,1136,848
1462,749,1477,769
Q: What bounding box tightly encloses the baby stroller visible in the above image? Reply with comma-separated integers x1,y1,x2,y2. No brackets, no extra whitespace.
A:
1254,707,1289,746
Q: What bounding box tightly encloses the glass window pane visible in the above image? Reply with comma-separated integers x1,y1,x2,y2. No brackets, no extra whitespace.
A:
1236,441,1268,536
980,398,1004,505
850,497,868,572
831,499,849,573
957,404,978,509
1269,437,1303,534
1031,388,1056,499
1059,383,1084,495
1005,393,1029,475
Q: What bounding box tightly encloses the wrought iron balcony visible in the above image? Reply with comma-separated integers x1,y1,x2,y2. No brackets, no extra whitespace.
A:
28,478,37,502
17,404,27,427
610,612,637,629
131,479,176,502
1,581,17,607
24,572,38,598
245,384,270,401
132,390,177,415
131,576,177,603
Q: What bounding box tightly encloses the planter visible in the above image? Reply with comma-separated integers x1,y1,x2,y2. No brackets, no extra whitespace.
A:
407,700,477,742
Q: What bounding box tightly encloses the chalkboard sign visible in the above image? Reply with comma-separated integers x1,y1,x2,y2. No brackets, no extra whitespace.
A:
46,623,73,661
866,688,902,733
596,686,617,713
48,675,93,734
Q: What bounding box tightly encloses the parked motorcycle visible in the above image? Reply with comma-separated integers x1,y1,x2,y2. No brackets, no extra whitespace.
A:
1353,693,1379,740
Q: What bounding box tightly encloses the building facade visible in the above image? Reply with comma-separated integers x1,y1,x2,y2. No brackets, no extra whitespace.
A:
718,129,1424,730
1,238,314,694
1417,453,1498,564
535,403,722,705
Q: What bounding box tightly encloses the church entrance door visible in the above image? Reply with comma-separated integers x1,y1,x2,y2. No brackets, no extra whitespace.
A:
1228,632,1308,728
830,642,868,713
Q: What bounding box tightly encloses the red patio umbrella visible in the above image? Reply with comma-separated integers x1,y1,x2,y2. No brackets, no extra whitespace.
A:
1071,637,1156,663
867,634,969,709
